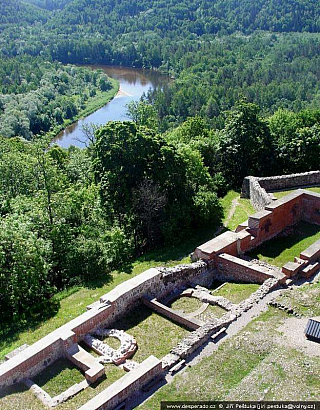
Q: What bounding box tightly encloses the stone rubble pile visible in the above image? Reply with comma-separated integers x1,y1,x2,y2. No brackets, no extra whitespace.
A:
84,329,137,366
268,300,301,317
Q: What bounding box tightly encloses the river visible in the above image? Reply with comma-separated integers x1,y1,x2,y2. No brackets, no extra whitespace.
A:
54,65,169,148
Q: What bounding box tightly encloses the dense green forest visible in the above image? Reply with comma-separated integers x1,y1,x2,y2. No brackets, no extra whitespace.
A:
0,56,115,139
0,0,320,326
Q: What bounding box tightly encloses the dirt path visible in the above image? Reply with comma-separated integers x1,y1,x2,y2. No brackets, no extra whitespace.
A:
210,196,240,239
223,196,239,228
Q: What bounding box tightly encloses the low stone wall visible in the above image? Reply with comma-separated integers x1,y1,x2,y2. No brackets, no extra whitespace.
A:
78,356,162,410
0,261,214,388
215,254,280,284
241,176,272,210
166,277,278,363
141,297,204,330
259,171,320,192
242,171,320,211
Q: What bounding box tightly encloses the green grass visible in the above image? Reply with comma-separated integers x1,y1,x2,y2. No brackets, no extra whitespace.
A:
0,363,126,410
169,297,203,314
272,186,320,199
33,359,84,397
276,280,320,317
204,304,226,318
212,283,260,304
248,221,320,267
138,306,320,408
227,199,255,231
111,306,189,362
221,190,239,222
220,190,255,231
101,336,121,350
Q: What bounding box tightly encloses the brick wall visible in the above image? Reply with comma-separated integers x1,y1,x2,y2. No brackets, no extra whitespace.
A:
0,261,214,388
78,356,162,410
216,254,276,284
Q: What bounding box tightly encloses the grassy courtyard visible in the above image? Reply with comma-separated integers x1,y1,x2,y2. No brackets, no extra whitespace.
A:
0,363,126,410
33,359,84,397
212,283,261,304
169,296,203,314
111,306,189,363
139,301,320,408
248,221,320,267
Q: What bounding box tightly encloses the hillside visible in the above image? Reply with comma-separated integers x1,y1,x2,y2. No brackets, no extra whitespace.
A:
21,0,320,34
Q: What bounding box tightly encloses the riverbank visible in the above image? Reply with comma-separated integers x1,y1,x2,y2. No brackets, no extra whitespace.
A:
48,77,119,144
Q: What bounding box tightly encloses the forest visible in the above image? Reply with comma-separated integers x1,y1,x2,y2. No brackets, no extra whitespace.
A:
0,56,115,140
0,0,319,326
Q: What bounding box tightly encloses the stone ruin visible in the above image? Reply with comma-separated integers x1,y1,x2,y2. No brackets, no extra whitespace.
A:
241,170,320,210
0,175,319,410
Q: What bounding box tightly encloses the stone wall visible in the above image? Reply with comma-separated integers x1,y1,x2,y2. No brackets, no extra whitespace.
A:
78,356,162,410
215,254,280,284
2,188,319,397
242,171,320,211
241,176,272,210
259,171,320,191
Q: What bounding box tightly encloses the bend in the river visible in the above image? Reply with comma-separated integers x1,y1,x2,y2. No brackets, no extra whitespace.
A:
54,65,170,149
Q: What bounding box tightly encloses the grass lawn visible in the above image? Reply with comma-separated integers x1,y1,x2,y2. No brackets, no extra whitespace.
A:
33,359,84,397
272,186,320,199
248,221,320,267
202,304,226,319
276,280,320,317
111,306,189,362
212,283,260,304
227,198,255,231
0,363,126,410
169,297,203,314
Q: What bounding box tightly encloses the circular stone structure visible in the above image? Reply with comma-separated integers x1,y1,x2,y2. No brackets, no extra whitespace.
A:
84,328,137,365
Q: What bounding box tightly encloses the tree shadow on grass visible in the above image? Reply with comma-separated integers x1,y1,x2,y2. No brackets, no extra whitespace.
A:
248,221,320,260
0,299,60,359
136,226,221,264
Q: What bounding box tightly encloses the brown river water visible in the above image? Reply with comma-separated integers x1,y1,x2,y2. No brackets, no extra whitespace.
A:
54,65,169,148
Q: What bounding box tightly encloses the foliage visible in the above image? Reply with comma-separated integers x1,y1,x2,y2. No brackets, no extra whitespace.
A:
93,121,222,247
0,136,135,324
216,100,272,187
0,56,113,139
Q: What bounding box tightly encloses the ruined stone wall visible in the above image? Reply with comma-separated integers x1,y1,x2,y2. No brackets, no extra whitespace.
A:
0,261,214,388
98,261,213,327
241,176,272,210
242,171,320,211
78,356,162,410
259,171,320,191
